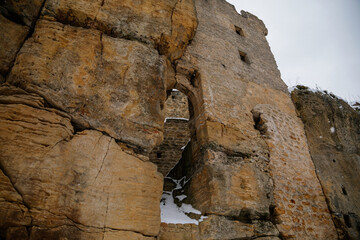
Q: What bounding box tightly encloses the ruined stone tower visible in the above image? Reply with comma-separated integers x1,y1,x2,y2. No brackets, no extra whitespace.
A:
0,0,359,239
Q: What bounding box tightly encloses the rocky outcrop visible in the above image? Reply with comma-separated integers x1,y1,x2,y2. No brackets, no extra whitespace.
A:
8,19,166,151
41,0,198,61
0,14,28,76
0,84,162,239
292,87,360,240
0,0,353,239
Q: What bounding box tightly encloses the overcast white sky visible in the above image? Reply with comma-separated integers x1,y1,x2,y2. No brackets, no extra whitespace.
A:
227,0,360,102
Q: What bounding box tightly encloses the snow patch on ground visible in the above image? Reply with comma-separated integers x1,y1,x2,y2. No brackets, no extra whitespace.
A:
160,177,207,225
164,117,189,123
176,195,187,201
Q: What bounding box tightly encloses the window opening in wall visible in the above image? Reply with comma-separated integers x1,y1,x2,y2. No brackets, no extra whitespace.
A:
235,25,245,37
149,89,207,225
239,50,250,64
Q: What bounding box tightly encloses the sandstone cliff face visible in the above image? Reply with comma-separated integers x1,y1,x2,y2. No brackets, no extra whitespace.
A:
0,0,348,239
8,19,166,151
292,88,360,240
0,0,197,238
0,84,163,239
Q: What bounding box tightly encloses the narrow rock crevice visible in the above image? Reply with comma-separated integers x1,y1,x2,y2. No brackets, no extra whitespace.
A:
99,32,104,65
102,193,110,240
307,153,342,239
95,139,111,180
3,0,48,80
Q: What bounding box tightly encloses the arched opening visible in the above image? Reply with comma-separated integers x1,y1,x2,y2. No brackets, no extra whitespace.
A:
150,88,206,224
150,89,191,176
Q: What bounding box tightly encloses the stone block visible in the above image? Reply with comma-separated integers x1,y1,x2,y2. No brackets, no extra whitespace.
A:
158,223,199,240
42,0,197,60
187,150,272,219
8,20,166,151
199,215,279,240
0,14,28,75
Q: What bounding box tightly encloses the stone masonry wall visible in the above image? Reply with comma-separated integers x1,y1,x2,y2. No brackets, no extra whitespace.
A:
150,119,190,176
165,90,190,119
150,90,190,176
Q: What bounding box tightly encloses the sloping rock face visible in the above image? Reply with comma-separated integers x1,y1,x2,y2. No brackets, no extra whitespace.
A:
292,88,360,240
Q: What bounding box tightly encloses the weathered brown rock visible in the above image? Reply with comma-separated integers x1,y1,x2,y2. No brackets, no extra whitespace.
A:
159,223,199,240
8,19,166,151
0,14,29,75
253,104,338,239
41,0,197,61
0,170,31,239
198,215,279,240
0,84,163,238
167,0,338,238
291,88,360,240
187,149,272,219
0,0,45,26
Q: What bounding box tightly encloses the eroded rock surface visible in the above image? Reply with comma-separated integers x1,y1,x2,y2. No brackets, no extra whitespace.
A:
42,0,197,61
0,84,163,239
0,14,29,76
253,104,337,239
8,19,166,151
166,0,337,238
0,0,45,26
292,88,360,240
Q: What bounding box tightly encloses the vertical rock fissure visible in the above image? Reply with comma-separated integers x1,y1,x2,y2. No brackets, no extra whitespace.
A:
102,193,110,240
4,0,48,80
95,138,111,180
306,148,341,239
99,32,104,66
